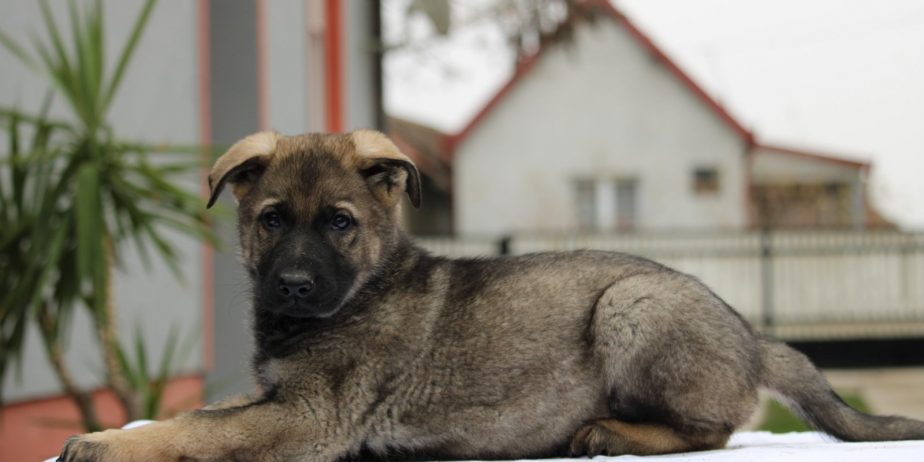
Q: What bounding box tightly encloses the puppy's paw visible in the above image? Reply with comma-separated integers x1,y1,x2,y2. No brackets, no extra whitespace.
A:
569,421,630,456
57,427,174,462
58,434,108,462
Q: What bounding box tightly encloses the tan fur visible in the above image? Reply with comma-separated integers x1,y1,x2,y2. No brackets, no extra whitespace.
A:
571,419,729,456
350,129,410,163
61,404,310,461
207,130,279,205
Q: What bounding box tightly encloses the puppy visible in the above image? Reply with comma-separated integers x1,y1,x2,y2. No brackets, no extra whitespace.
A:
58,130,924,461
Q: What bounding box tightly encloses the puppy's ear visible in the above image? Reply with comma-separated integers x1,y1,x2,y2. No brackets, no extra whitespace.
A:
351,130,422,208
207,131,280,208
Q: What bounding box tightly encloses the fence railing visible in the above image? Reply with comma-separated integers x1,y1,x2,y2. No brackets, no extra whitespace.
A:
415,231,924,341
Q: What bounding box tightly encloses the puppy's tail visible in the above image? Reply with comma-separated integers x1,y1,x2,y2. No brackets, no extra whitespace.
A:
758,335,924,441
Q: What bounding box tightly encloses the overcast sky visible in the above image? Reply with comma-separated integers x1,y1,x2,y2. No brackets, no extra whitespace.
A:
384,0,924,229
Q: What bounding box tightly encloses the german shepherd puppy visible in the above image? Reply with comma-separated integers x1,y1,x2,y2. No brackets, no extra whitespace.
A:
59,130,924,461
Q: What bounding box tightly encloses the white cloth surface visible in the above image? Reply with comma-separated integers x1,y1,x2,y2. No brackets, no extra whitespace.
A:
46,425,924,461
526,432,924,461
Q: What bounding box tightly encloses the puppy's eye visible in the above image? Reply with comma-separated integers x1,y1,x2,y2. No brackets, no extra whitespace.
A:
261,210,282,230
330,212,352,231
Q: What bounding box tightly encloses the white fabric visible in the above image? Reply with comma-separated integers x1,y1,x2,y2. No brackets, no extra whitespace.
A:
528,432,924,461
47,426,924,462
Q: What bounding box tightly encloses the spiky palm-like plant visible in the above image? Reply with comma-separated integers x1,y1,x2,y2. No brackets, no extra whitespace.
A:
0,0,215,430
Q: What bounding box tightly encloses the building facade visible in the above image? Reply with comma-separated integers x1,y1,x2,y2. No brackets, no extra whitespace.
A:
395,1,882,237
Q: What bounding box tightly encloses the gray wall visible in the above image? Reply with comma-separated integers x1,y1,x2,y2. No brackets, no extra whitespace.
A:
207,0,263,399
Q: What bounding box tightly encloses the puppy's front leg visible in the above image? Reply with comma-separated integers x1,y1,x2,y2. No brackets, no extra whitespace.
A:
58,396,344,462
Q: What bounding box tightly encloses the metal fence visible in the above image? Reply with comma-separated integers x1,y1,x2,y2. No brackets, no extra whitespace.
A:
415,231,924,341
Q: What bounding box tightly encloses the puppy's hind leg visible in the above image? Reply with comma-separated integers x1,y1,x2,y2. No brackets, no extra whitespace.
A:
569,419,729,456
586,272,761,456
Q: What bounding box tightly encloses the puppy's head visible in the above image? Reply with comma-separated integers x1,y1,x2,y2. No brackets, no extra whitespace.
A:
207,130,421,319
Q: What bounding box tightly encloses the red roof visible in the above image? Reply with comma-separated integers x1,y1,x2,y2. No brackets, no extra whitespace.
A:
445,0,755,153
754,143,870,170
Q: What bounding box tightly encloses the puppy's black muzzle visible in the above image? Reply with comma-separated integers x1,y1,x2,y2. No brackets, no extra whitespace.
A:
264,264,337,317
257,232,355,318
278,271,316,300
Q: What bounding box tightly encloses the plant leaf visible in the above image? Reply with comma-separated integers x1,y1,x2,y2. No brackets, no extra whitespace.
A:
103,0,157,111
134,324,148,381
0,30,38,72
74,164,102,278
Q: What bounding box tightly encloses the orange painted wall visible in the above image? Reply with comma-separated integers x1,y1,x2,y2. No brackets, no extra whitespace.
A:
0,375,203,461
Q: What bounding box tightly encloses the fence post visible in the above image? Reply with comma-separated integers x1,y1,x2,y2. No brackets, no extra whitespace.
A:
760,228,775,333
498,235,512,256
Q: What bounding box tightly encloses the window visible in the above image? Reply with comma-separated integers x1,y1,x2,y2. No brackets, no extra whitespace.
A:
575,179,597,231
693,167,720,194
574,178,637,231
615,179,637,230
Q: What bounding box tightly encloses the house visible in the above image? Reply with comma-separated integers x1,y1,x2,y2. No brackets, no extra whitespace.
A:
391,0,890,237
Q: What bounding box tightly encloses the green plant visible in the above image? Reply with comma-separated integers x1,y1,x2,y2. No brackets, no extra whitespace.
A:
758,391,869,433
115,324,197,420
0,0,216,430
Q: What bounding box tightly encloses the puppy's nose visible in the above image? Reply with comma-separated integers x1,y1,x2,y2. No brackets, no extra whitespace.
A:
278,271,315,299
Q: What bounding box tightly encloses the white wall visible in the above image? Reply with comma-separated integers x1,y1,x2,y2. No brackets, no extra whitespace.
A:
0,0,202,402
454,19,747,236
